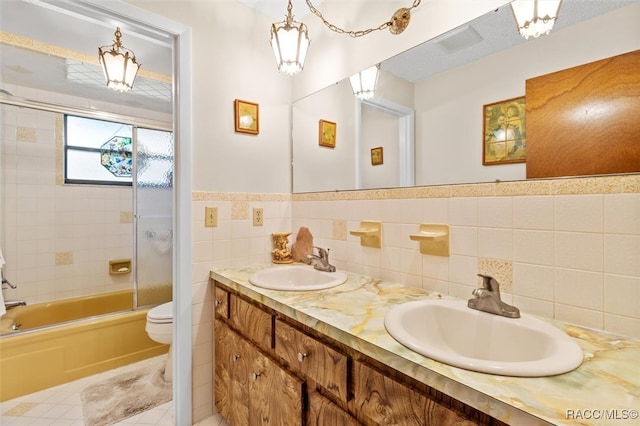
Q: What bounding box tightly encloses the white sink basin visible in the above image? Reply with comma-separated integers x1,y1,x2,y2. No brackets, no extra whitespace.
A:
249,265,348,291
384,298,583,377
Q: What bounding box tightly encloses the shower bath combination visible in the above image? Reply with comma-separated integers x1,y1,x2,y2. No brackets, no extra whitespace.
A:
0,103,175,401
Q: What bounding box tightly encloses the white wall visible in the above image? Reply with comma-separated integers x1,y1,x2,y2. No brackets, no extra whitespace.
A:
292,79,356,192
126,0,293,194
293,69,415,192
360,105,399,189
415,3,640,185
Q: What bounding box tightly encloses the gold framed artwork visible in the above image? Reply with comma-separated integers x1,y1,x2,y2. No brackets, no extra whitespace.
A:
234,99,259,134
482,96,526,165
318,119,337,148
371,147,383,165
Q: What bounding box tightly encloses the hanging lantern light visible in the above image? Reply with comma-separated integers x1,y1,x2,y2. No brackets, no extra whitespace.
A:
270,0,310,75
349,65,380,100
98,27,141,92
510,0,563,39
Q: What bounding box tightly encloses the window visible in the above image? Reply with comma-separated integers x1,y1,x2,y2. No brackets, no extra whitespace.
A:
64,115,173,187
65,115,133,185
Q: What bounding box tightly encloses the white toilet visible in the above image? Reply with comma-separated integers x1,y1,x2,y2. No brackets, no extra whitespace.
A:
145,301,173,382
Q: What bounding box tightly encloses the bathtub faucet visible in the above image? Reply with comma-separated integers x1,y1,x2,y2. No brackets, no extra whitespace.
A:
4,300,26,310
2,276,16,289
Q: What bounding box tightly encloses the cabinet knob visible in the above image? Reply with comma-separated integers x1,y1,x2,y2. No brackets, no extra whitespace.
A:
297,352,308,362
252,372,261,381
232,354,240,362
215,299,222,306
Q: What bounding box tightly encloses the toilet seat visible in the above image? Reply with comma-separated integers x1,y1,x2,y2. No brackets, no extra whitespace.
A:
147,301,173,324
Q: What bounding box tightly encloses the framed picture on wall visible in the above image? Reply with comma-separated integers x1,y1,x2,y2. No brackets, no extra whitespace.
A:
371,147,383,165
318,119,336,148
234,99,259,134
482,96,526,165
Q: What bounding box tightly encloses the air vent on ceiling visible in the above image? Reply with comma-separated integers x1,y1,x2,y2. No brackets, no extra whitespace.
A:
435,25,484,54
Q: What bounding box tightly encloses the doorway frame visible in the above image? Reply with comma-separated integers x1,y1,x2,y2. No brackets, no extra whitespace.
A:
66,1,193,424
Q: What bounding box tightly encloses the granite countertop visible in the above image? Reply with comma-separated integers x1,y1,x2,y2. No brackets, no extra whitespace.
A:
210,264,640,426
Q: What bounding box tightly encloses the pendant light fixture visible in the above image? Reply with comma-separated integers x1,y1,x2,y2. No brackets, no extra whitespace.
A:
98,27,141,92
510,0,562,39
349,65,380,100
270,0,310,75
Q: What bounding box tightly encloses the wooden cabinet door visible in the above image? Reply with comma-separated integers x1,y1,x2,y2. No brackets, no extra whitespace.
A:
214,286,229,318
307,391,360,426
214,320,229,418
275,319,349,402
249,342,304,426
214,320,249,426
353,361,476,426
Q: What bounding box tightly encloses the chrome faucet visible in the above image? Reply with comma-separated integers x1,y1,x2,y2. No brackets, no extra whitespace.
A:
467,274,520,318
4,300,27,310
306,246,336,272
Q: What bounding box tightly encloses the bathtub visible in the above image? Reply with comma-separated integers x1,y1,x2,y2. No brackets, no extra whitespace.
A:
0,290,169,401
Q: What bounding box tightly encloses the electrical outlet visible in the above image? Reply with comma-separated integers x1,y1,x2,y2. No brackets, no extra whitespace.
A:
205,207,218,227
253,208,264,226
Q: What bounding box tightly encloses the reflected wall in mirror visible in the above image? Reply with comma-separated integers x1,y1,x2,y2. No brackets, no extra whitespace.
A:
291,0,640,193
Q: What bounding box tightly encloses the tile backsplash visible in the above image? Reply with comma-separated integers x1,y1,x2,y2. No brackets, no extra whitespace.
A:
195,175,639,340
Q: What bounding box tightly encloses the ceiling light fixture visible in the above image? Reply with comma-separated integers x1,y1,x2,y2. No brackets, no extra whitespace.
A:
270,0,310,75
98,27,141,92
349,64,380,100
510,0,562,39
270,0,422,75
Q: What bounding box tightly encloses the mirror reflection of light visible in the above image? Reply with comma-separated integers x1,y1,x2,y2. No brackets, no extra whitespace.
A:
349,65,380,100
239,114,253,128
493,128,516,141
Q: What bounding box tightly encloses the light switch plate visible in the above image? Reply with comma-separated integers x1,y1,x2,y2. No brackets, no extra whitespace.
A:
205,207,218,227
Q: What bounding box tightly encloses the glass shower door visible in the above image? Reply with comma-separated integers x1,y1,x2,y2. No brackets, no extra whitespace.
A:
134,127,173,307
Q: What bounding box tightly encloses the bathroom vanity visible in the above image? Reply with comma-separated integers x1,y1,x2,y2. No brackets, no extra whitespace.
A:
211,265,640,425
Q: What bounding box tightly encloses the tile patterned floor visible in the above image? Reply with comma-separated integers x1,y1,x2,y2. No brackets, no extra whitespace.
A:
0,356,228,426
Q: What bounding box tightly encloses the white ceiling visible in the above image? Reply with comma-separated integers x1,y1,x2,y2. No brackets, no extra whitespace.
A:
0,0,636,113
236,0,313,20
382,0,637,83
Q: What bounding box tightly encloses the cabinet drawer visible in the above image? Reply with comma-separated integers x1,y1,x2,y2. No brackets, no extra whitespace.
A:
230,294,273,351
213,285,229,318
275,319,349,402
307,391,359,426
353,361,477,426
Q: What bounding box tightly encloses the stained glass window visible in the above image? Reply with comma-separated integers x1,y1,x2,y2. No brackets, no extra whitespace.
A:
65,115,133,185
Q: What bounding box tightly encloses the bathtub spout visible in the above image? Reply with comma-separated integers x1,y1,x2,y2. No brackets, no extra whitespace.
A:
4,300,26,310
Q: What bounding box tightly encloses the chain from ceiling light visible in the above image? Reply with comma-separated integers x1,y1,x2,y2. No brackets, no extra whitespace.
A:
305,0,422,38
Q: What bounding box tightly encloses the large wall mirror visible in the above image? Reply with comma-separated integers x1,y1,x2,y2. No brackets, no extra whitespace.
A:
292,0,639,193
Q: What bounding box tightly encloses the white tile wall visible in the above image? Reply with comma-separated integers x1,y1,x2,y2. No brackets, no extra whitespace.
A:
289,189,640,340
2,104,133,304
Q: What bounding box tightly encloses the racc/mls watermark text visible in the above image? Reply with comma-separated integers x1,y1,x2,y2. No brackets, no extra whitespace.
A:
566,409,639,421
